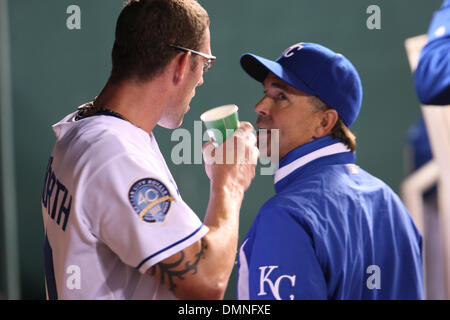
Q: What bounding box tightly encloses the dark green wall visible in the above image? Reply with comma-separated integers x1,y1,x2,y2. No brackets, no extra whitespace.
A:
0,115,5,299
5,0,443,299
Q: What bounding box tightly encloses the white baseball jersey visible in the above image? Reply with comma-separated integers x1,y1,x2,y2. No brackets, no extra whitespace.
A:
41,106,209,300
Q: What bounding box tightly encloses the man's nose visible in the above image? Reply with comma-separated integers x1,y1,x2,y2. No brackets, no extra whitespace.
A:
254,97,270,116
197,75,204,87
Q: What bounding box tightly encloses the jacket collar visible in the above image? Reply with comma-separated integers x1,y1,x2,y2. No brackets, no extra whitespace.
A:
274,136,355,189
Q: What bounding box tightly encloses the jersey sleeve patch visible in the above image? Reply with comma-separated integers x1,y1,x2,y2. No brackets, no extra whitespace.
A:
128,178,174,223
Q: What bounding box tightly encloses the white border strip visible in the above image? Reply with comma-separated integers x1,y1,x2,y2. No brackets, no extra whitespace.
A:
274,143,350,184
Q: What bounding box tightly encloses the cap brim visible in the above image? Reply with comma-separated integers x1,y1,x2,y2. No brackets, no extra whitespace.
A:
240,53,316,95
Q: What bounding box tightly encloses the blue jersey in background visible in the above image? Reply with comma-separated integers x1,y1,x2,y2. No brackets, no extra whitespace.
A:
415,0,450,105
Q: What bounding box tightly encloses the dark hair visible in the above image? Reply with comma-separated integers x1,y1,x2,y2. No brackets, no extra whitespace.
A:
110,0,209,83
309,96,357,152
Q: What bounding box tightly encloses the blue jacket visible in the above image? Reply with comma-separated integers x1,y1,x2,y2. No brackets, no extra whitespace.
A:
237,136,424,300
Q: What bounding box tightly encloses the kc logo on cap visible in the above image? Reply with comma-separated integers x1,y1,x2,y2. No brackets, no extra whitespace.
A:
282,43,304,58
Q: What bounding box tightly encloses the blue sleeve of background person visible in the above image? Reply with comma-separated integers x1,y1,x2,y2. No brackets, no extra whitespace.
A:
407,116,433,171
414,0,450,105
247,203,328,300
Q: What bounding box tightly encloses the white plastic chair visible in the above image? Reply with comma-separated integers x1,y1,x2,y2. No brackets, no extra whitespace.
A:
421,104,450,299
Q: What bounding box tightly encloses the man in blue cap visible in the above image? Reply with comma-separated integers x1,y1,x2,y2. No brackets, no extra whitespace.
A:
415,0,450,105
236,42,424,300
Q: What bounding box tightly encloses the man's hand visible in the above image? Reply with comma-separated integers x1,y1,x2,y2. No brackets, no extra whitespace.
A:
203,121,259,195
146,122,259,300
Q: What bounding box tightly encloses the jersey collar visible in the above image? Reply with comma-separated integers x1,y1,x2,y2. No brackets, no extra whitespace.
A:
274,136,355,187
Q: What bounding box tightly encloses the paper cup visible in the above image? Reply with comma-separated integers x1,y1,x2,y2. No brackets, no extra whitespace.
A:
200,104,239,146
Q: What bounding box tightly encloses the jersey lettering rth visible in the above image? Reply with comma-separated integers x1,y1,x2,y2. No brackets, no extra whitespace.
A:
41,106,209,300
42,157,72,232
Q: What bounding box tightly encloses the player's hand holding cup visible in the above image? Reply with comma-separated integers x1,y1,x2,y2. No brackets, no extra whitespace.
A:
201,105,259,194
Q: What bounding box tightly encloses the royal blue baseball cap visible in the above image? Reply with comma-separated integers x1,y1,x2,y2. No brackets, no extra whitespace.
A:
240,42,363,127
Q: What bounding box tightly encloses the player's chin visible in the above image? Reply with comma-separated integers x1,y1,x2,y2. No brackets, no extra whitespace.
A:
158,116,184,129
173,115,186,129
165,121,184,130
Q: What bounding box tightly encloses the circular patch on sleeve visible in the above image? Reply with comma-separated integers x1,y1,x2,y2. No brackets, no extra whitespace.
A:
128,178,174,223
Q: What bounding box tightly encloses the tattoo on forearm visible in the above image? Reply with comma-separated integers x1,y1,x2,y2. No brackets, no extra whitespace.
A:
150,239,208,292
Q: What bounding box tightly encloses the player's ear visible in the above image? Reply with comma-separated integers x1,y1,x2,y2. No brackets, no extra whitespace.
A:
313,109,338,139
172,51,190,84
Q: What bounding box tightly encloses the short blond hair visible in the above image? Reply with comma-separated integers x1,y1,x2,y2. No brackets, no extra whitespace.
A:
111,0,210,83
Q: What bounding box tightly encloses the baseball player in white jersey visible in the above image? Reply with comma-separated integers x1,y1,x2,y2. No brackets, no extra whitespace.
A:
41,0,258,300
